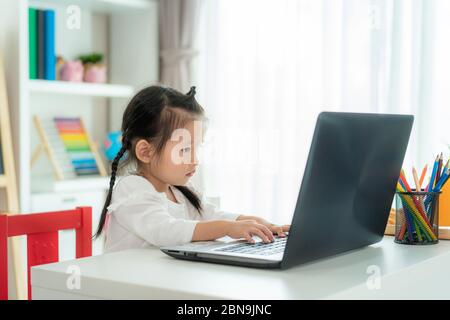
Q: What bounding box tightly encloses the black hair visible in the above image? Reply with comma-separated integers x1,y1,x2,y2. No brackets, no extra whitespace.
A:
94,85,205,239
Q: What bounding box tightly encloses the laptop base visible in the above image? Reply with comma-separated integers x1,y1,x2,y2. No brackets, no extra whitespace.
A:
162,249,282,269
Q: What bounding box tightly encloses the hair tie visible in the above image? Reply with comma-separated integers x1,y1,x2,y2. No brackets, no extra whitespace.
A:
187,86,196,97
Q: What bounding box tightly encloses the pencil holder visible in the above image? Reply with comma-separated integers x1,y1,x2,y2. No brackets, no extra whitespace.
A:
394,191,440,245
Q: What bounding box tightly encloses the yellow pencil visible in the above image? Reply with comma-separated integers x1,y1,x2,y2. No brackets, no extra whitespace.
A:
397,182,405,192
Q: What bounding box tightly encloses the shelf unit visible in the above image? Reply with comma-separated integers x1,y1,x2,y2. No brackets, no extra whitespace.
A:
30,175,112,193
16,0,159,213
29,0,153,12
28,79,134,98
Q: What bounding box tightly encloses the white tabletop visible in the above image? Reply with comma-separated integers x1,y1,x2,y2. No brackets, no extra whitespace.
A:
31,236,450,299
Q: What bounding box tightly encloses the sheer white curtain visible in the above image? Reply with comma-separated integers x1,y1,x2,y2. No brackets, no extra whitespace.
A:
159,0,203,92
196,0,450,223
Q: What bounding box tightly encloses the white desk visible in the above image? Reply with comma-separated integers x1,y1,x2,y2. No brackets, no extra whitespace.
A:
31,236,450,299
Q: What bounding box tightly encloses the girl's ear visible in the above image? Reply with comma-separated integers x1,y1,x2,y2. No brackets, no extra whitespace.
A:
135,139,154,163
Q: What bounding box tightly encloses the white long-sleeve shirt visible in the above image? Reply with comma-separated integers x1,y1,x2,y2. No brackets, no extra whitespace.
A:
104,175,240,252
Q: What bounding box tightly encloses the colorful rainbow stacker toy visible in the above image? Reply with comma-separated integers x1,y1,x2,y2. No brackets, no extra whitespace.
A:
54,117,100,175
31,115,107,180
395,153,450,244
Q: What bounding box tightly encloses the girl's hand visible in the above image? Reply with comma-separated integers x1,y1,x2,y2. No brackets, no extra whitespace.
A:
237,215,290,238
259,219,290,238
226,220,275,244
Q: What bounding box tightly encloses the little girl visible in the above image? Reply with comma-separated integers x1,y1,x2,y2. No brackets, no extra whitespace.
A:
95,85,290,252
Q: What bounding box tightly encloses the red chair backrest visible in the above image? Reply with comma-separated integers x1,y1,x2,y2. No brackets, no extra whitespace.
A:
0,206,92,300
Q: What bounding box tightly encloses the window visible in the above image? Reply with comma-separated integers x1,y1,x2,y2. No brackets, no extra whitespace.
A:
197,0,450,222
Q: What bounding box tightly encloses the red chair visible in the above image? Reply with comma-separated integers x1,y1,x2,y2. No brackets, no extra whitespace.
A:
0,207,92,300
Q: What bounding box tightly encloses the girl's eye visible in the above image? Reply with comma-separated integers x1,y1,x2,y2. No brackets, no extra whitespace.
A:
181,147,191,153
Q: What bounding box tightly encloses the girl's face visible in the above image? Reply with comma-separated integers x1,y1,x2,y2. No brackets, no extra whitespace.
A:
144,120,203,186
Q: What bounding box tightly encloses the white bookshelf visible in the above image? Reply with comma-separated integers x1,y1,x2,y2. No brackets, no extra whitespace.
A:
29,0,153,12
29,79,134,98
16,0,159,214
30,175,112,193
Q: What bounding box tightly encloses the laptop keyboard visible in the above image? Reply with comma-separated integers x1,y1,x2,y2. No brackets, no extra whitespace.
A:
215,236,287,256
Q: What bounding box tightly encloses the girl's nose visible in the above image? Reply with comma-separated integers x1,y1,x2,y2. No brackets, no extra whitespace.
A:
192,152,199,165
191,147,200,165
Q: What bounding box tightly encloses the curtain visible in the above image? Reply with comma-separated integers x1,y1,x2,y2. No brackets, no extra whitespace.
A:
159,0,202,92
196,0,450,223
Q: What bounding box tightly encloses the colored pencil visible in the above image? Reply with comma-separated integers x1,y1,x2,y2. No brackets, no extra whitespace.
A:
399,194,434,241
419,165,428,187
442,160,450,187
398,179,408,192
444,171,450,188
424,166,450,208
396,182,409,240
411,166,428,239
428,155,440,191
435,153,443,187
444,160,450,182
414,220,423,242
433,167,450,192
397,168,434,238
401,195,437,240
400,169,412,191
412,167,421,191
397,178,427,239
402,199,415,242
395,155,450,243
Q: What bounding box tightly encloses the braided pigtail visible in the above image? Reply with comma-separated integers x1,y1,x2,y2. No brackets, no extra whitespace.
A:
93,142,128,239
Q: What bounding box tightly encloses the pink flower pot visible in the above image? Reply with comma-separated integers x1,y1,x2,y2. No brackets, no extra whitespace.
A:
84,64,107,83
60,60,84,82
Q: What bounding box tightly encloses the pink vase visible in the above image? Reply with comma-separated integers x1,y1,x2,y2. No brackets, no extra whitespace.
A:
60,60,84,82
84,64,107,83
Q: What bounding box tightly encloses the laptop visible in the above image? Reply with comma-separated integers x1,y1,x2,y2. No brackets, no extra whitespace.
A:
161,112,414,269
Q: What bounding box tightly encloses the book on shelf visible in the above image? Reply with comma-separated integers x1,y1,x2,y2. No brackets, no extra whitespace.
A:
36,9,44,79
28,8,37,79
29,7,55,80
44,10,56,80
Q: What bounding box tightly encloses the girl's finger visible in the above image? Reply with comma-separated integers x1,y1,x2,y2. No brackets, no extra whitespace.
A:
244,233,255,244
256,224,274,241
269,225,281,235
250,228,270,243
282,225,290,232
272,226,285,237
